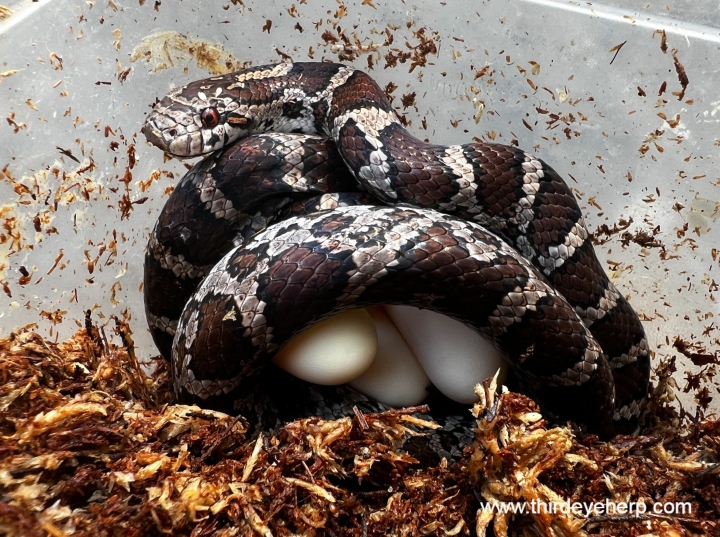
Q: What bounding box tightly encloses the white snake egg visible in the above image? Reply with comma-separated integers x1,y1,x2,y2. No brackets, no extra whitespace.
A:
273,305,507,407
385,305,508,404
272,308,378,385
349,306,431,406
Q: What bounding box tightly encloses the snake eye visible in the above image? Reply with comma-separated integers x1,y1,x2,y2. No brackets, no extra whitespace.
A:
200,107,220,129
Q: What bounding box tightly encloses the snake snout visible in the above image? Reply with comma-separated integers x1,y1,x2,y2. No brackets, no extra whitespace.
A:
141,123,168,150
142,110,202,158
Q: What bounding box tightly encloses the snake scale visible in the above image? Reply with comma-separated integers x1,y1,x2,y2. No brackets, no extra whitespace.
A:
142,61,650,438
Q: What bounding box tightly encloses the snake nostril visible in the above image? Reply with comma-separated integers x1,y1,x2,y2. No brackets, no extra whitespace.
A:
168,128,177,137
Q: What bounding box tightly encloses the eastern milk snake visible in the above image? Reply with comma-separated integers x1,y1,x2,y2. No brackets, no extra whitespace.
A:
141,62,650,439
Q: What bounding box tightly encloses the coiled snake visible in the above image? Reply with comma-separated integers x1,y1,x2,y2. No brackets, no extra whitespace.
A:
142,62,650,438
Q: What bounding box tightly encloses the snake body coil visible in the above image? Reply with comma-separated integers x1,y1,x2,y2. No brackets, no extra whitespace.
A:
143,62,650,436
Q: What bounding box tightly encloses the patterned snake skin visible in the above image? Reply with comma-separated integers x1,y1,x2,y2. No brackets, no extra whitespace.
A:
142,62,650,437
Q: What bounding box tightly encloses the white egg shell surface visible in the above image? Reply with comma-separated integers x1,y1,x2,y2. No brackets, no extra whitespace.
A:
349,306,431,407
273,308,378,385
385,305,507,404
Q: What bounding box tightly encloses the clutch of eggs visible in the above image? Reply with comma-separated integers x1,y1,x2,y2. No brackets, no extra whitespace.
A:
272,305,508,407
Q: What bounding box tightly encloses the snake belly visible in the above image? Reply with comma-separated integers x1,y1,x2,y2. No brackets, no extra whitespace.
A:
142,61,651,435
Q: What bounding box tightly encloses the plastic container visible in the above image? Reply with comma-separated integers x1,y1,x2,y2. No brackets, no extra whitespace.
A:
1,0,718,412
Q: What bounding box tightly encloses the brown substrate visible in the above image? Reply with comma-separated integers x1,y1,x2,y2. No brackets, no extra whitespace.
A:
0,319,717,536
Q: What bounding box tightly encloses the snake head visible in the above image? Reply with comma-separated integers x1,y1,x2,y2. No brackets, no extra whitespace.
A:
142,76,255,158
